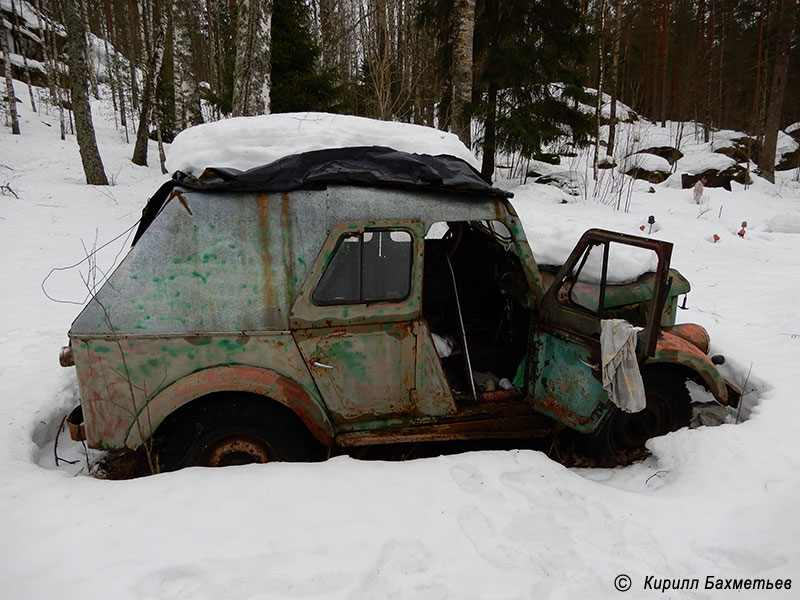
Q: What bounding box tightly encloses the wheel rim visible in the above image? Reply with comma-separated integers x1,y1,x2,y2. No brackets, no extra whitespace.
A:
609,390,674,451
195,433,275,467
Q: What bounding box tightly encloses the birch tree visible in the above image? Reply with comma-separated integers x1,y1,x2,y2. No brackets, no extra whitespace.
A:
1,15,21,134
232,0,273,116
132,0,169,166
173,0,203,129
606,0,622,157
451,0,475,147
64,0,109,184
10,0,37,112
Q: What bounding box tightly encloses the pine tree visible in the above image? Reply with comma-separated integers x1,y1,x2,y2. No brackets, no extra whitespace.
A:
473,0,592,180
760,0,798,182
270,0,336,113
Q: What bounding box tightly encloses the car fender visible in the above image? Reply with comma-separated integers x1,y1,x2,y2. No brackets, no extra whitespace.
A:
646,331,731,405
124,364,335,448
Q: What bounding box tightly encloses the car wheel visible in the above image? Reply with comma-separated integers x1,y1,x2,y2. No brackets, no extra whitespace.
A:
580,369,692,458
156,394,319,470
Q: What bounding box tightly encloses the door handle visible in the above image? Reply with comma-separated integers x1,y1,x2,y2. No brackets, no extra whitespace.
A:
313,361,335,369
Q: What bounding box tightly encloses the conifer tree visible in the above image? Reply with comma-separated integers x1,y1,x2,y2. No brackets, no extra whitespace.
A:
473,0,592,179
270,0,336,113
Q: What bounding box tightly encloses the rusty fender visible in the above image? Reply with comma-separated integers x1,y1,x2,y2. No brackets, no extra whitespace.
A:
124,365,335,448
647,331,735,406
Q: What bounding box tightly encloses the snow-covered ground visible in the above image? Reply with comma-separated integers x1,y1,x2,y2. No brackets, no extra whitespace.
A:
2,81,800,599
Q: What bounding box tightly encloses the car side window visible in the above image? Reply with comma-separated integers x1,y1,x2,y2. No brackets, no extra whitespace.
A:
313,229,413,305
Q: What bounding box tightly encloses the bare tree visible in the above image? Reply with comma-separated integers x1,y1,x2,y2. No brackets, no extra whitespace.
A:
232,0,273,116
451,0,475,146
64,0,109,184
1,13,21,134
10,0,37,112
132,0,169,166
173,0,203,129
760,0,798,182
593,0,607,182
607,0,623,157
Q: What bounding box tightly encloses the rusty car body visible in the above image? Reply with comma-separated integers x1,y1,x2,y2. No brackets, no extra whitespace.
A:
61,147,740,469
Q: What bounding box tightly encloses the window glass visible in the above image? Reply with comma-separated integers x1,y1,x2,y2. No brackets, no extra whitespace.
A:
557,242,659,314
313,234,360,304
362,230,412,302
313,229,413,305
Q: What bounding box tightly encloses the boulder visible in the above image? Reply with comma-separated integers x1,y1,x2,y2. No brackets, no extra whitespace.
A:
637,146,683,165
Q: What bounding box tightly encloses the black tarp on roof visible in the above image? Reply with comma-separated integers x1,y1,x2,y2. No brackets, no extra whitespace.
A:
132,146,512,246
175,146,512,197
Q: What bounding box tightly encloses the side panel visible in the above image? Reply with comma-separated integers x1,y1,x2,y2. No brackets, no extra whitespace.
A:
291,219,457,427
532,330,610,433
71,190,327,335
294,322,417,424
71,333,332,449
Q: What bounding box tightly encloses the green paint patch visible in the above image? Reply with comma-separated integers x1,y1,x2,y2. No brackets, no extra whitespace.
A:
153,276,162,283
229,243,236,249
217,339,248,353
168,274,176,280
201,253,218,263
93,345,111,354
173,253,196,265
208,224,217,231
192,271,207,283
130,274,138,280
297,257,307,269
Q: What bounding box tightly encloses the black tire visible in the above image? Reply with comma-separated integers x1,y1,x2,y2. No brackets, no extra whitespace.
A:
155,394,321,471
579,369,692,458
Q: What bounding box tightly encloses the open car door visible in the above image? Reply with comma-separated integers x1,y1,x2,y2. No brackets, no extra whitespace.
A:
530,230,674,432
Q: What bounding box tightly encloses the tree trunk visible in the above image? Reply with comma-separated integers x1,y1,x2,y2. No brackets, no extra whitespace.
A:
2,4,21,134
659,0,670,127
34,0,57,109
10,0,37,112
173,0,203,129
750,0,767,135
704,0,713,141
451,0,475,147
593,0,607,182
47,1,66,140
759,0,797,182
232,0,273,116
132,0,170,166
480,83,497,181
64,0,109,185
607,0,622,158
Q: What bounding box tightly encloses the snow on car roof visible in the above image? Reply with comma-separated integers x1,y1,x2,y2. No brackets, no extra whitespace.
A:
165,112,480,175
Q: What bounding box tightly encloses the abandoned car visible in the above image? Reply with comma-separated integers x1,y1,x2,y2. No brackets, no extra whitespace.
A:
60,139,740,471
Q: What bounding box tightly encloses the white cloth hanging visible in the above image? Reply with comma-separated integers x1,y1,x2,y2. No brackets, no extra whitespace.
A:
600,319,646,413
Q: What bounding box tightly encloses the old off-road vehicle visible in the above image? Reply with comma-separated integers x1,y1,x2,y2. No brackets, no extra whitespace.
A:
60,133,740,471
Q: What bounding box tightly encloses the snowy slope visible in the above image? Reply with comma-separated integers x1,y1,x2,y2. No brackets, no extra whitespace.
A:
1,81,800,599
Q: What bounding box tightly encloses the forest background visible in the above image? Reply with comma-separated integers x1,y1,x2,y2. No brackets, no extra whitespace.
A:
1,0,799,187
